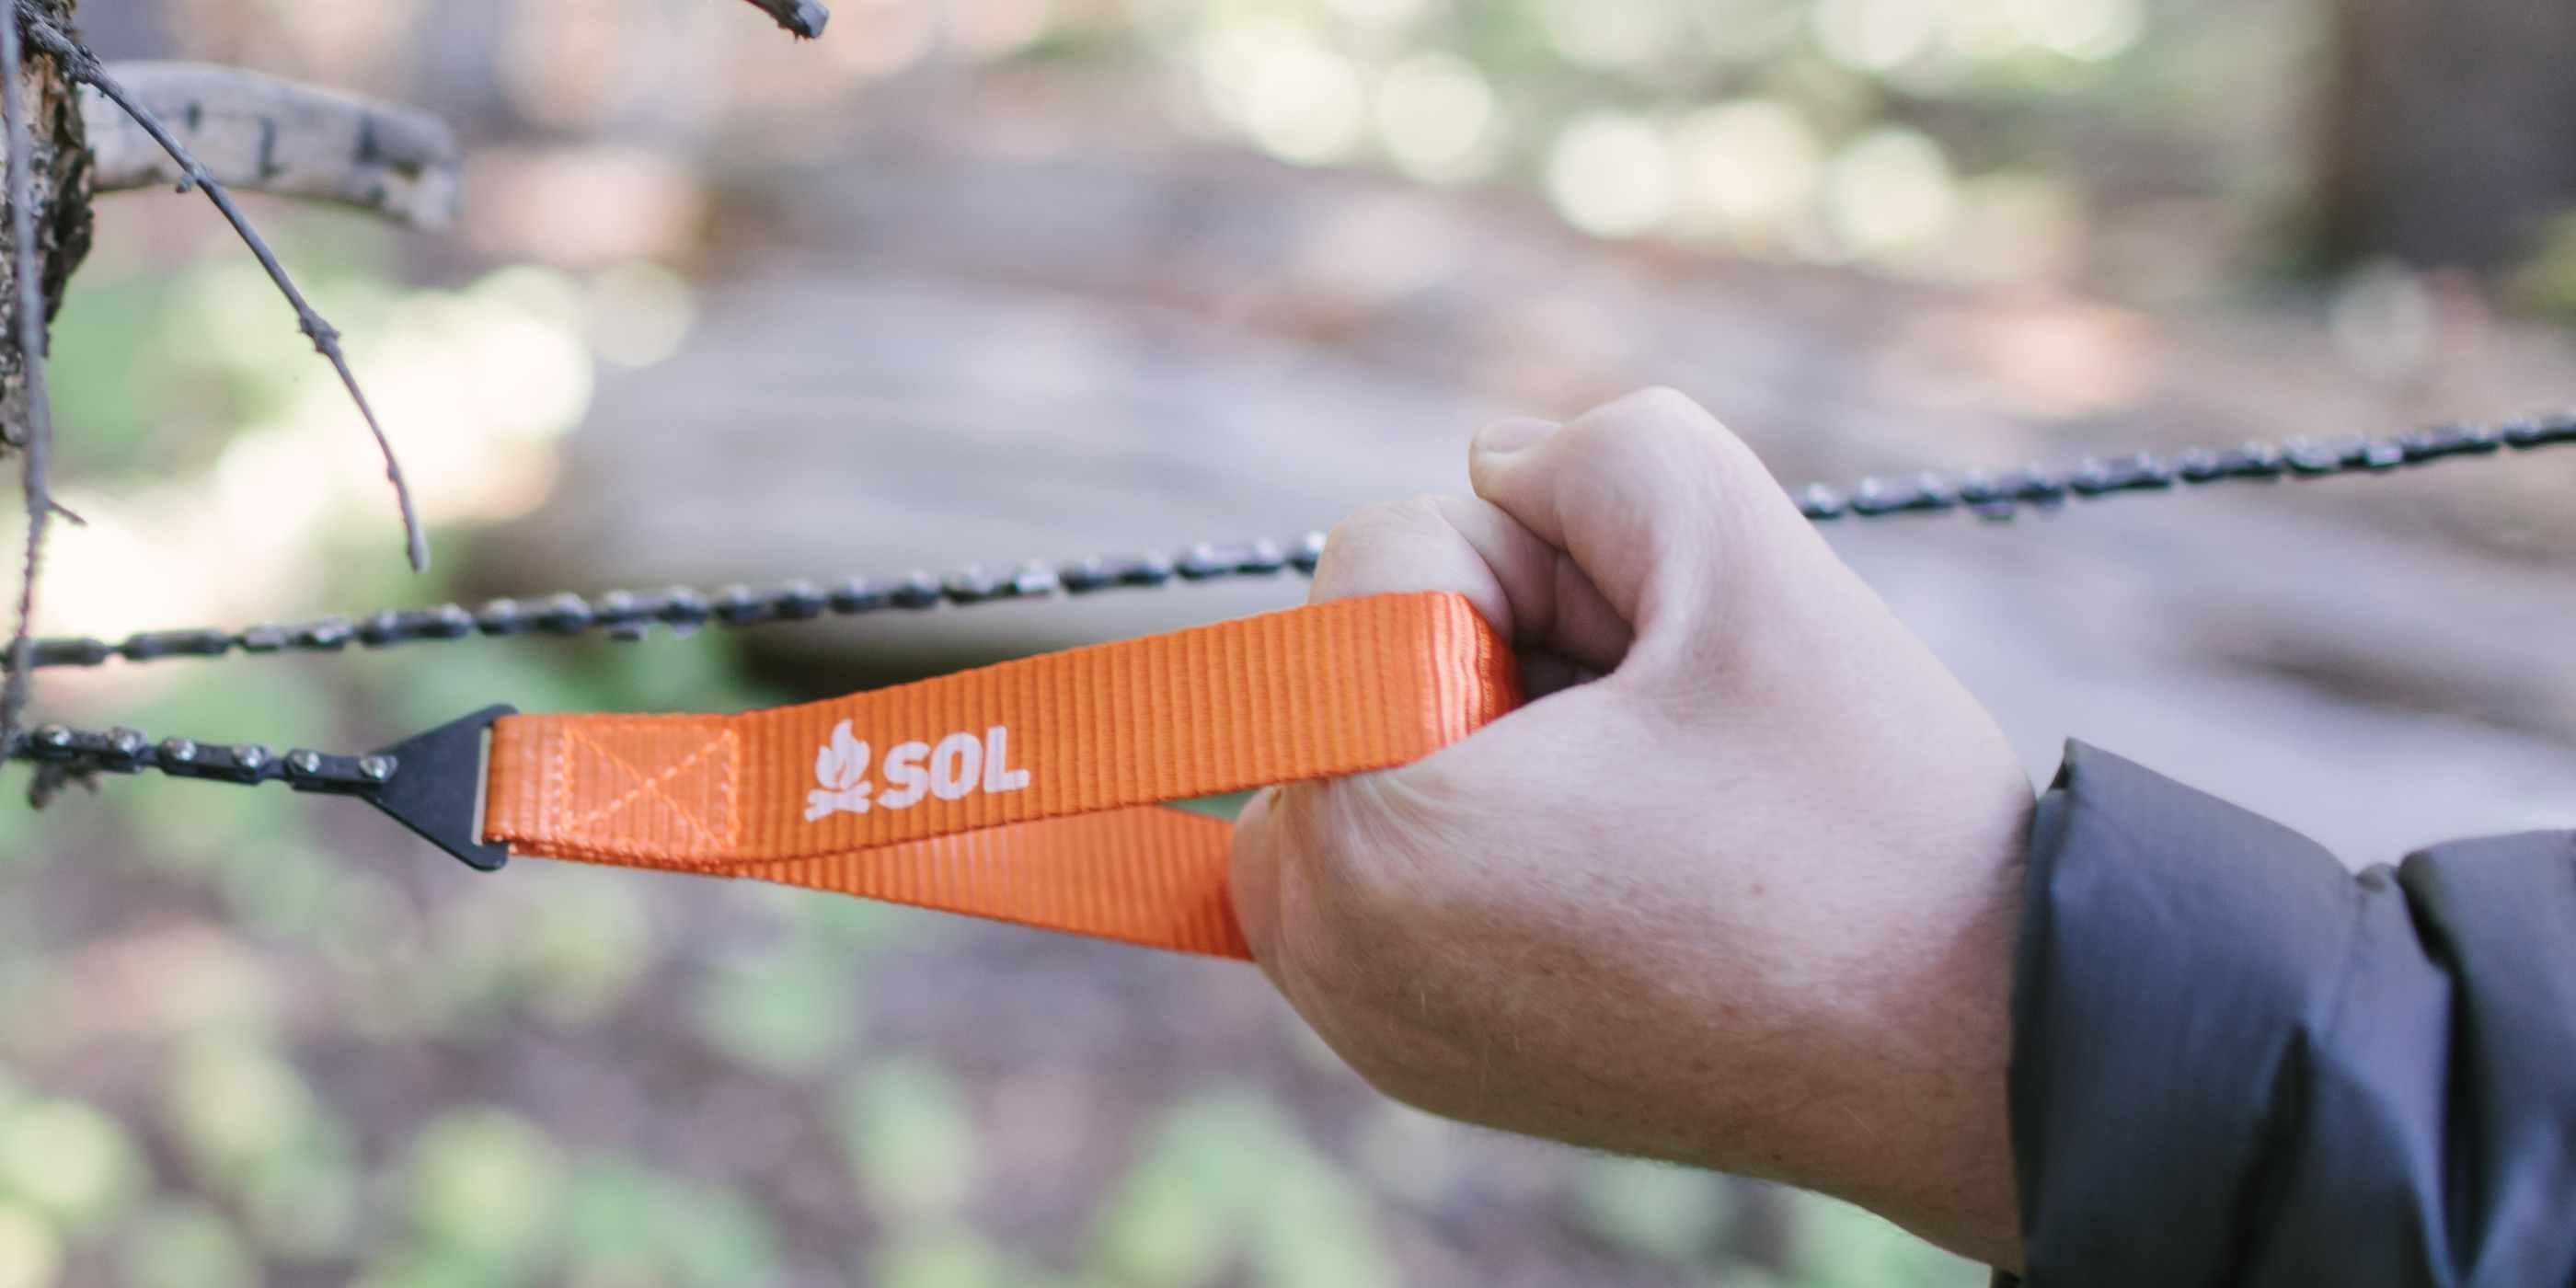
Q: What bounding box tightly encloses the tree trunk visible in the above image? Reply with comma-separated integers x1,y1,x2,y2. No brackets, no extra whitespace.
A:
2322,0,2576,272
1,0,91,450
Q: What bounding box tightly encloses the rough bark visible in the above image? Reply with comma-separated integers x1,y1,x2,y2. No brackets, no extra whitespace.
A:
84,63,461,229
0,0,88,453
2322,0,2576,270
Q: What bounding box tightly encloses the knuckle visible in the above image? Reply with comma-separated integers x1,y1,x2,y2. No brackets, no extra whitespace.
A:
1613,384,1708,423
1588,385,1711,438
1321,495,1448,560
1569,387,1773,513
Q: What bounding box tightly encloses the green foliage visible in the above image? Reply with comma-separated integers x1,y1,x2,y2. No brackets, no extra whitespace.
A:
839,1055,981,1220
0,1202,58,1288
1570,1155,1732,1265
1091,1093,1397,1288
1168,789,1256,821
561,1159,778,1288
2510,212,2576,325
511,877,657,1026
401,1109,568,1276
350,1245,493,1288
121,1199,260,1288
0,1098,146,1232
874,1226,1020,1288
238,1144,361,1261
1786,1193,1985,1288
692,939,860,1075
159,1035,327,1185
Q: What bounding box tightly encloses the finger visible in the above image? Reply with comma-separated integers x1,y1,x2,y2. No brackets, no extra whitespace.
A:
1428,492,1631,677
1314,490,1630,676
1311,494,1514,625
1229,785,1289,982
1467,387,1792,636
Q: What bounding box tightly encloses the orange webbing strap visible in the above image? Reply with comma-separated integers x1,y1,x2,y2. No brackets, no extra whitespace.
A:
479,592,1520,958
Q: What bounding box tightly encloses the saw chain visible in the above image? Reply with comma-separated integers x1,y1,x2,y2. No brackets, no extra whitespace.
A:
8,412,2573,800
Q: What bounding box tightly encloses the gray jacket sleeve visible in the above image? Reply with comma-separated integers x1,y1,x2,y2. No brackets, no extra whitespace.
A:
2008,742,2576,1287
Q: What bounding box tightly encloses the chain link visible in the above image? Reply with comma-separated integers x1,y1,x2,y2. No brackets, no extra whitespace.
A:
9,413,2572,791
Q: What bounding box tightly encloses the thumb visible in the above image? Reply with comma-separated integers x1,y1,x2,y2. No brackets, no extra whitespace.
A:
1468,387,1797,638
1228,785,1287,977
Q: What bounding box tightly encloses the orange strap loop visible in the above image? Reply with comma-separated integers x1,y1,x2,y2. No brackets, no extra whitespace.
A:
480,592,1520,958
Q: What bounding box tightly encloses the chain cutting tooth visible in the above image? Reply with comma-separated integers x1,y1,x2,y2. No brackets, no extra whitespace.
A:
655,588,712,627
358,610,405,646
429,604,477,638
1126,552,1178,586
535,593,594,633
121,627,233,662
712,584,771,624
294,618,357,650
774,580,827,619
2398,424,2497,461
890,572,941,609
1010,563,1062,597
941,567,1003,604
1290,532,1328,572
1059,558,1112,593
477,599,528,636
592,589,650,628
2501,413,2576,448
1176,544,1223,580
30,637,112,667
826,576,886,614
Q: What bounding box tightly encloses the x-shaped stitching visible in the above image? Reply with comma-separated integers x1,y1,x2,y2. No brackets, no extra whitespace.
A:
557,726,737,852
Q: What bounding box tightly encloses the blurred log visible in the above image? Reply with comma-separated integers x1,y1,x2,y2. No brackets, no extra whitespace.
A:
83,63,462,228
2323,0,2576,270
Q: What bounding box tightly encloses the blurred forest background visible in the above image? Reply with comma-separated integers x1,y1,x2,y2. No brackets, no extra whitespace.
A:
2,0,2572,1284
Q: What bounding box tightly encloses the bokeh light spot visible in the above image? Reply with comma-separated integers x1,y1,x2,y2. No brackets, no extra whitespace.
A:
1546,112,1676,239
1375,52,1499,182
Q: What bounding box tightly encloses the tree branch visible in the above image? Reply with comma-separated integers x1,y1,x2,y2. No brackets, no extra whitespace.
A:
1,2,53,755
19,6,430,572
738,0,830,39
85,63,462,229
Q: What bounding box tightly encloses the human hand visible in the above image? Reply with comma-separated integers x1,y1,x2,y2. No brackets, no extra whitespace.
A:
1229,389,2034,1268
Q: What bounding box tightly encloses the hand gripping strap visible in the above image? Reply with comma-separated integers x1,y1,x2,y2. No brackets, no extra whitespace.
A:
479,592,1521,958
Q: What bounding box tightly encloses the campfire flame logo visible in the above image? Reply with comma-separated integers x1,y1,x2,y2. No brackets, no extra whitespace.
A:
805,719,874,821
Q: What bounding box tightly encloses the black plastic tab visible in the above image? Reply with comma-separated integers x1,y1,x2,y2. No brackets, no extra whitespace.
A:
336,705,516,871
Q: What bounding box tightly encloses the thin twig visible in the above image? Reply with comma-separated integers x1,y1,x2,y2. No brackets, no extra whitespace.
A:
738,0,830,39
19,6,430,572
0,2,52,757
